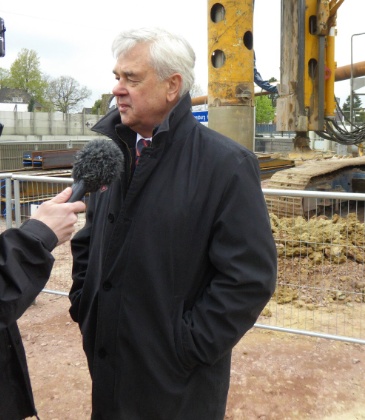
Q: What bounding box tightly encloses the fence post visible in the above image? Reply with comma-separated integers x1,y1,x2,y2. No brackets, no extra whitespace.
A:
13,179,21,228
5,176,13,228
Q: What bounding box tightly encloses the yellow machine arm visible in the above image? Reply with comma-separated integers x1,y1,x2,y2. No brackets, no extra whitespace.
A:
276,0,345,133
207,0,365,150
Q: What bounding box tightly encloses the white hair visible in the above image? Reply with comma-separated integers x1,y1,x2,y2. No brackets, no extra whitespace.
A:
112,27,196,96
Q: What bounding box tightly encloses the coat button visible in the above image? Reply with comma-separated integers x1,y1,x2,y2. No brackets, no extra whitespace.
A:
98,348,107,359
103,281,112,291
107,213,115,223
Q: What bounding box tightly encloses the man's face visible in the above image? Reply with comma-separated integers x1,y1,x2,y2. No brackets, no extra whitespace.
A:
112,43,175,138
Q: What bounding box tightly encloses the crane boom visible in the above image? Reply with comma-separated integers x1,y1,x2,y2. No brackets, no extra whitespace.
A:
192,61,365,106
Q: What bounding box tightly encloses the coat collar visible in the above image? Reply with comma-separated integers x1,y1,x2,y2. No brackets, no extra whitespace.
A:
91,93,196,184
91,92,194,148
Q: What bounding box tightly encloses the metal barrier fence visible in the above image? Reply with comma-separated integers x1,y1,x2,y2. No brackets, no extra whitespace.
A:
262,188,365,345
0,173,75,301
1,173,364,345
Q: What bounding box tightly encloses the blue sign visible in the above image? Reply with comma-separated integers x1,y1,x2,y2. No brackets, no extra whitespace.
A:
193,111,208,122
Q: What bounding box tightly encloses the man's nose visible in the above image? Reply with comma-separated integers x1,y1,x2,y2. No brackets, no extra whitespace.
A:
112,82,127,96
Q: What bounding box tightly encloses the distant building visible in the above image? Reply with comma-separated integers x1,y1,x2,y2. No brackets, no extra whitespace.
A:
81,107,93,115
0,88,42,111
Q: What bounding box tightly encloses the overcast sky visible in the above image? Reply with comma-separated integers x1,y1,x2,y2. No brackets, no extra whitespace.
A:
0,0,364,108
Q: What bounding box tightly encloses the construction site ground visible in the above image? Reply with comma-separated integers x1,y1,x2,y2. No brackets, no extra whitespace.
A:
13,153,365,419
18,284,365,420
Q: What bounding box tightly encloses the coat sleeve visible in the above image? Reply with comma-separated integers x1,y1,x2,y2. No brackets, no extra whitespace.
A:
69,196,94,323
179,153,277,368
0,219,58,329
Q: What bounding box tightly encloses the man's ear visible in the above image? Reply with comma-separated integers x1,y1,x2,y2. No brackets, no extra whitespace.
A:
166,73,183,102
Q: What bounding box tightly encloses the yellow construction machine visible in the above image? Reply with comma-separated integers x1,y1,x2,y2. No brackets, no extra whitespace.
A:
203,0,365,214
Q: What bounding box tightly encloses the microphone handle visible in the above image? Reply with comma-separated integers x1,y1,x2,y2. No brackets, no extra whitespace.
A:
67,181,87,203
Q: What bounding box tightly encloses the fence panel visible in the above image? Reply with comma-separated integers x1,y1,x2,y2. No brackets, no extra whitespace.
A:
1,174,76,297
15,175,78,297
262,188,365,344
1,174,364,344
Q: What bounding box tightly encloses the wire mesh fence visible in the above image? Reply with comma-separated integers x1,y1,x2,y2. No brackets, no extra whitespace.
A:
0,173,76,299
1,174,364,344
261,188,365,344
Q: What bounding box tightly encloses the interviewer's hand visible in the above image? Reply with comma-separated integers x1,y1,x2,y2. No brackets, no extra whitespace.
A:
31,187,86,246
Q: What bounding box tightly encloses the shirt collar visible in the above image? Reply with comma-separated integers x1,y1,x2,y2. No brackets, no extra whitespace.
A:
136,133,152,148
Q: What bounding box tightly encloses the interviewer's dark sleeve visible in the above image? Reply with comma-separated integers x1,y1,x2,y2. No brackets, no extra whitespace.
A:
0,219,58,329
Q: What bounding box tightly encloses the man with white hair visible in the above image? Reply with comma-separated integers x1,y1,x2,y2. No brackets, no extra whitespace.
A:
69,27,277,420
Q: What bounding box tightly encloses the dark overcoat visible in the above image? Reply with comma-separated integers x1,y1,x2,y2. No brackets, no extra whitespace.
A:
69,94,277,420
0,220,58,420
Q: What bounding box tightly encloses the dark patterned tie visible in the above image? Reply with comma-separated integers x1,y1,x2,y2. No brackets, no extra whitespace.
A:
136,139,151,165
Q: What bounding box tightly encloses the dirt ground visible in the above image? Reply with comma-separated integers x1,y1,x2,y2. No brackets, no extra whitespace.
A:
14,210,365,420
17,291,365,420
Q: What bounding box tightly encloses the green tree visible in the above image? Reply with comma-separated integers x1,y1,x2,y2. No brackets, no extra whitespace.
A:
88,94,113,115
91,99,102,115
0,67,10,88
342,93,364,122
28,97,35,112
45,75,92,113
255,95,275,123
8,48,48,104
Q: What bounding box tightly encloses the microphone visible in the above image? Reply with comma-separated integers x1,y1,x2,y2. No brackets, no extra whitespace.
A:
68,139,124,202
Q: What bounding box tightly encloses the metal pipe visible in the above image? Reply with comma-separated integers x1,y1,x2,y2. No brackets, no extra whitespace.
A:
325,27,336,117
42,289,69,297
262,187,365,201
255,324,365,345
13,179,21,228
11,175,73,183
191,60,365,106
5,177,12,229
334,60,365,81
318,35,326,128
350,33,365,126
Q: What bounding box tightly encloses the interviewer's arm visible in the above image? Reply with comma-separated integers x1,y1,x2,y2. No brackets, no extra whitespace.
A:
0,188,85,329
31,187,86,245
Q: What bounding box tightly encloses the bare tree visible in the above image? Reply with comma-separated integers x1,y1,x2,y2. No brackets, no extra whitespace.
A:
190,83,205,99
46,75,91,113
190,83,207,111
